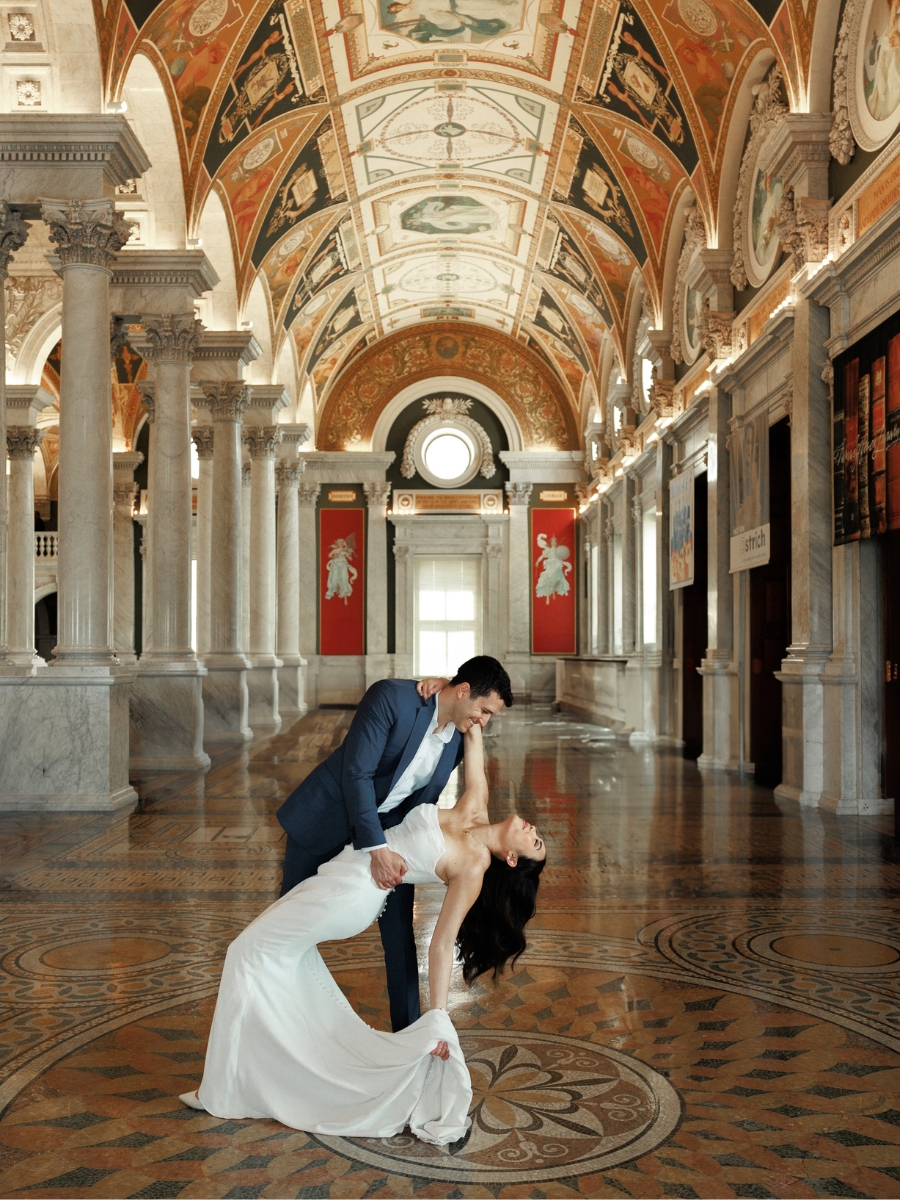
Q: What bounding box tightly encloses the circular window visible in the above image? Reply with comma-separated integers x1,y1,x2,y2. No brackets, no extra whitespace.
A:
424,431,472,480
414,422,481,487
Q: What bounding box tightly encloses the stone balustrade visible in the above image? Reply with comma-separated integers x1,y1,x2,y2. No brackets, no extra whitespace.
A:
34,532,59,560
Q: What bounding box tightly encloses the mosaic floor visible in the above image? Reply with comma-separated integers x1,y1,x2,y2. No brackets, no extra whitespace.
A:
3,708,900,1199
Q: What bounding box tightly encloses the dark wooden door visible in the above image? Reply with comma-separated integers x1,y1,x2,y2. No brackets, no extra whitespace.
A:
883,530,900,829
682,473,708,759
749,419,792,788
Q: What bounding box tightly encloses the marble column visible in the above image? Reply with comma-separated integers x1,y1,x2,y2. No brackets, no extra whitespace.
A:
599,501,611,655
504,482,532,698
244,425,282,729
112,451,143,666
622,473,636,655
363,481,392,692
276,460,305,717
699,385,738,771
192,427,214,656
130,314,209,772
0,204,30,666
0,198,139,811
6,428,44,669
241,461,251,653
201,382,251,742
297,482,320,708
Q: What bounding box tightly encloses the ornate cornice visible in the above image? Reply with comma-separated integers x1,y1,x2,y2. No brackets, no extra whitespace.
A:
0,115,150,185
191,426,214,459
41,199,132,272
201,381,250,423
142,313,202,364
6,426,44,458
362,481,391,507
276,461,306,488
505,482,533,506
0,202,29,279
243,426,283,459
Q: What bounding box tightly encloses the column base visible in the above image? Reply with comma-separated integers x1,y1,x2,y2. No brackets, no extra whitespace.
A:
698,654,738,771
248,662,281,730
776,649,829,805
202,656,251,744
0,653,47,675
278,656,307,718
130,662,211,774
0,669,137,811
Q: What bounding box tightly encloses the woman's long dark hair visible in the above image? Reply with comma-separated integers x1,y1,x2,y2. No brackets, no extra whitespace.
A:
456,854,545,984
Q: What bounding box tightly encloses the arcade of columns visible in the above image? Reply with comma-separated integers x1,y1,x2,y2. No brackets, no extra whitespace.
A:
0,117,335,810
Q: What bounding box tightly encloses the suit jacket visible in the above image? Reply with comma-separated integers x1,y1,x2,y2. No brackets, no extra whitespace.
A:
276,678,464,854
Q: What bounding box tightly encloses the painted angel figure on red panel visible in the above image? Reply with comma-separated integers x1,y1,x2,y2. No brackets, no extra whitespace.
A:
534,533,572,603
325,533,358,602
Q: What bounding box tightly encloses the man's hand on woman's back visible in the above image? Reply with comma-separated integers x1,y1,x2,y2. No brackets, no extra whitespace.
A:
369,845,408,890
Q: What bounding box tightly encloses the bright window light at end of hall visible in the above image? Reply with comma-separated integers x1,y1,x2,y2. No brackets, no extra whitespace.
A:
424,433,471,480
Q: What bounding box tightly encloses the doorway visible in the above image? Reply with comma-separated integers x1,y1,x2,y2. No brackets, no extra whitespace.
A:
883,531,900,824
749,418,792,788
34,592,57,662
681,473,708,759
414,556,482,677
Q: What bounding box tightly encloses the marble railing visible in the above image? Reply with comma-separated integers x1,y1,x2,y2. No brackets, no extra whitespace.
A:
34,532,59,560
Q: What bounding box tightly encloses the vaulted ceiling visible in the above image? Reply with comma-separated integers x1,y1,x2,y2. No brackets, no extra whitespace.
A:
99,0,811,423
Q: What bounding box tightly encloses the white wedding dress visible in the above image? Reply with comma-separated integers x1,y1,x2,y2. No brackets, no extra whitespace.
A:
194,803,473,1145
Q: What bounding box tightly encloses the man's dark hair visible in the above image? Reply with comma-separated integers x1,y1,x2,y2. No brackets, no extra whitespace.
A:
450,656,513,708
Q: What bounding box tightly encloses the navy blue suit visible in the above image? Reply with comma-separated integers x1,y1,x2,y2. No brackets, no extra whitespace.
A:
276,679,464,1030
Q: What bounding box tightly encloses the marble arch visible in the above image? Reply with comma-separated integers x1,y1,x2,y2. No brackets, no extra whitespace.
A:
371,377,524,454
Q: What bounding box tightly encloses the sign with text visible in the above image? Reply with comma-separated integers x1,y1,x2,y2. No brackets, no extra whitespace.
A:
531,508,576,655
669,472,694,589
833,308,900,544
319,507,365,655
729,411,770,572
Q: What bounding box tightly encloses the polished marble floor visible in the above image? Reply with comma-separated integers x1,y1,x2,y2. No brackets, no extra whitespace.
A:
2,708,900,1199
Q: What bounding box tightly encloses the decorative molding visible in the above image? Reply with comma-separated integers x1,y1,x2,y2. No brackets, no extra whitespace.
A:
0,115,150,184
276,461,306,488
191,426,214,459
362,481,391,507
775,186,830,270
575,482,593,507
505,482,533,506
648,370,676,420
671,210,707,365
822,360,835,402
3,274,61,367
297,482,321,506
113,480,138,507
201,381,250,423
243,426,282,459
142,313,202,364
698,299,734,361
136,380,155,423
41,199,132,271
0,201,29,278
242,462,252,486
6,426,43,458
110,315,127,361
401,401,495,483
831,0,856,165
731,66,789,291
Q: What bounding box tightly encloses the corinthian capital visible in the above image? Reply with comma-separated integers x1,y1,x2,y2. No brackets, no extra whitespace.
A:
363,481,391,508
243,425,283,459
191,425,214,459
297,482,321,507
276,460,305,489
0,202,29,279
41,199,132,271
6,427,44,458
505,482,532,506
136,380,155,423
142,313,203,363
201,381,250,422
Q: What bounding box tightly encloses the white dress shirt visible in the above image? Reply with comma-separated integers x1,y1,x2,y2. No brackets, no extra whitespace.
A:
363,707,455,850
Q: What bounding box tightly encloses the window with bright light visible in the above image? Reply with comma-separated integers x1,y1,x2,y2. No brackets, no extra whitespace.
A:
423,432,472,481
415,556,482,677
642,507,657,646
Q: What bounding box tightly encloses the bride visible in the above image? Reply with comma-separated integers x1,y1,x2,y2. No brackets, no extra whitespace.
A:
180,722,545,1145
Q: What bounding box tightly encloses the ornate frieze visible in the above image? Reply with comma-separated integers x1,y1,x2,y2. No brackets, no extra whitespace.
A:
0,202,29,278
276,461,306,489
191,426,214,459
6,426,44,458
41,199,132,271
142,313,202,364
362,481,391,507
201,381,250,423
243,426,283,459
505,482,533,506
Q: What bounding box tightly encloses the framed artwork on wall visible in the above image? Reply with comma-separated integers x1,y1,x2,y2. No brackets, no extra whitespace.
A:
319,507,365,654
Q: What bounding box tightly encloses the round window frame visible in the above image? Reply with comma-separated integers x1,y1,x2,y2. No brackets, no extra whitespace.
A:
413,420,481,488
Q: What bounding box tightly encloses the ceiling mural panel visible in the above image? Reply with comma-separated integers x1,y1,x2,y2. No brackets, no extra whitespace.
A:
97,0,809,436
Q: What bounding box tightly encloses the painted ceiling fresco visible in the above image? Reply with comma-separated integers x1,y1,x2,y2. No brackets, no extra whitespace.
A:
102,0,811,423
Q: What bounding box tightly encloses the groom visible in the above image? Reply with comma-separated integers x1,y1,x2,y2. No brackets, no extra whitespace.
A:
276,655,513,1031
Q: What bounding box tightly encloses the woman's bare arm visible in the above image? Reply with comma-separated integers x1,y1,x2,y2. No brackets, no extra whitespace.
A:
427,865,483,1011
453,723,489,823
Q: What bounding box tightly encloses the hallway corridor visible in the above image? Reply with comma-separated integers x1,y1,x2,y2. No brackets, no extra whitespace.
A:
2,709,900,1199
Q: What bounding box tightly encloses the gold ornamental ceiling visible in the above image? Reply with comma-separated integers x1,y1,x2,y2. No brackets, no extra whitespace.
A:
99,0,807,419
